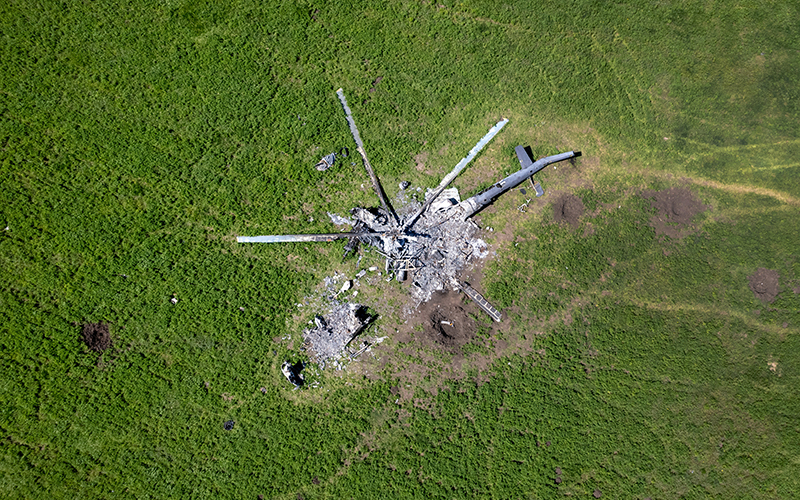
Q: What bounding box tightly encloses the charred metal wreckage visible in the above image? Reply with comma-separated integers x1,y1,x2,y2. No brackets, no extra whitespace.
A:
238,89,580,370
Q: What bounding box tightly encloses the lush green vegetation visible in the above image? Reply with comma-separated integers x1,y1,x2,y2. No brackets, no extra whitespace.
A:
2,0,798,498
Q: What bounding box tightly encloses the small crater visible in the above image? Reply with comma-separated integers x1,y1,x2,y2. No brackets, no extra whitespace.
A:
417,291,478,351
80,322,111,352
553,194,585,229
748,268,780,303
641,186,708,239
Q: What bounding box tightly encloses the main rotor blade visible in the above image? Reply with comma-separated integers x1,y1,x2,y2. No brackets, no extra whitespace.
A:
237,232,379,243
336,88,399,227
401,118,508,232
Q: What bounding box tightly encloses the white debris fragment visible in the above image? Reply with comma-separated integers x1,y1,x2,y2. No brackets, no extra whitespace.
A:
327,212,355,227
426,187,461,212
170,297,178,304
368,266,378,272
340,280,352,293
356,270,366,279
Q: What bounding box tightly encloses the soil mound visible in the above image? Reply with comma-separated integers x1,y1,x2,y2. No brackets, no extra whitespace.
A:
748,268,780,303
417,290,477,350
81,322,111,352
641,186,707,238
553,194,585,228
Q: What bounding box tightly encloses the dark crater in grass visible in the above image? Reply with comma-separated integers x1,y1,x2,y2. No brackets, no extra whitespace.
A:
81,322,111,352
553,194,585,229
641,186,708,239
418,290,477,350
748,267,780,303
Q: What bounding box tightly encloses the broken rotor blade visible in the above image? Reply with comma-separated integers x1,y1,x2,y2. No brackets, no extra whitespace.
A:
335,88,400,227
237,232,379,243
401,118,508,232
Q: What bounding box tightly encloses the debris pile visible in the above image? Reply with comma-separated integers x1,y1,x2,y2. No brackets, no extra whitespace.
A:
302,302,374,366
235,89,582,368
334,187,489,304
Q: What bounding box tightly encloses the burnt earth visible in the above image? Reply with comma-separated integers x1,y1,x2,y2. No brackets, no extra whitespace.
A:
553,194,585,228
748,268,780,303
641,186,707,239
81,322,111,352
417,290,478,350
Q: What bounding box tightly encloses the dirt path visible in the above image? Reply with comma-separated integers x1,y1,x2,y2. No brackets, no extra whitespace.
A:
692,178,800,207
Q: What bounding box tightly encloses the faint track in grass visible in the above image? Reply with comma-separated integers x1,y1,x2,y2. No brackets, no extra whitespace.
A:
627,299,798,336
605,161,800,207
710,203,797,218
681,137,800,154
690,178,800,207
736,162,800,174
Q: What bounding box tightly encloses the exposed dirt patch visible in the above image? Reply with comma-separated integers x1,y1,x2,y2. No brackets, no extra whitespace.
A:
369,76,383,93
417,290,478,350
81,322,111,352
748,268,780,303
641,186,708,239
413,151,429,172
553,194,585,228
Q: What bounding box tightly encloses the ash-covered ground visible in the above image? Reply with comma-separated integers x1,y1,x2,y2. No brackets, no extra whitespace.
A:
295,271,390,369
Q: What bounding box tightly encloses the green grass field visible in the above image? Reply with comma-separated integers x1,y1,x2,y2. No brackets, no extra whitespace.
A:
2,0,799,498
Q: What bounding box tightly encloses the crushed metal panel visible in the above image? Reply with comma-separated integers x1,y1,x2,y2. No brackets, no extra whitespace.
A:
281,360,305,388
